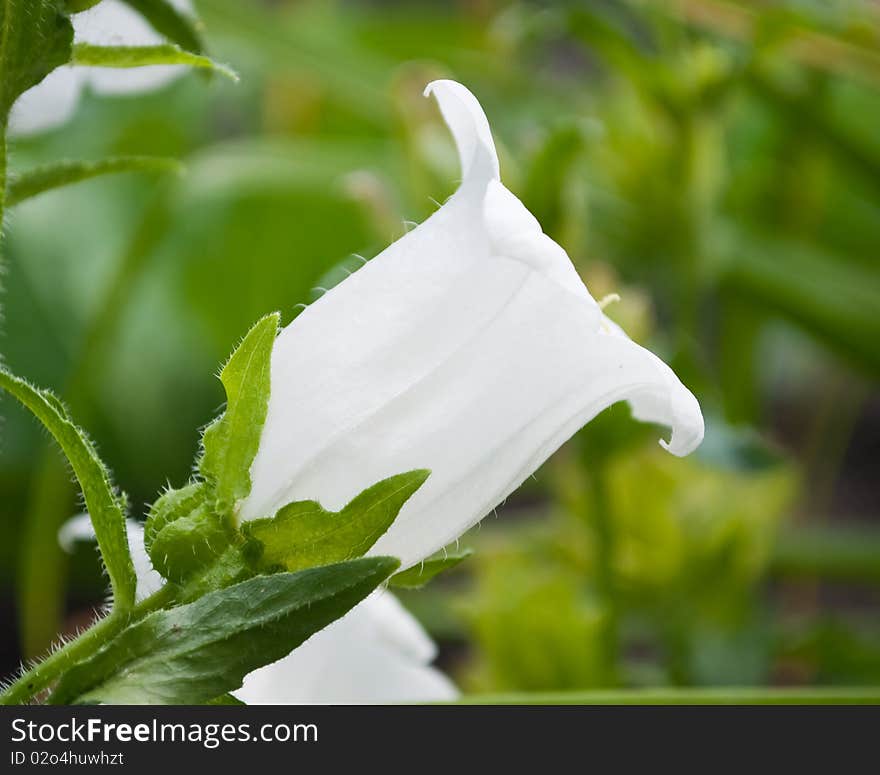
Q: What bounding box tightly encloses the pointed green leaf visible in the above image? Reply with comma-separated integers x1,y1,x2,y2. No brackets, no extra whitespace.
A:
0,367,136,610
242,470,430,573
72,42,237,80
0,0,74,117
7,157,182,207
200,313,279,512
390,548,473,589
120,0,204,53
50,557,400,705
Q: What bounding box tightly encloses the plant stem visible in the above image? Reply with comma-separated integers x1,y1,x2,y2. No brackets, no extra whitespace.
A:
456,686,880,705
587,467,620,684
0,584,176,705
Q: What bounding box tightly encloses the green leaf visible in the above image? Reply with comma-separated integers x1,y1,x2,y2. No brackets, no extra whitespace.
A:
50,557,400,704
771,525,880,584
206,693,245,706
0,0,74,117
6,157,182,207
721,224,880,376
200,313,279,512
0,367,136,610
522,124,585,239
390,548,472,589
243,470,430,573
148,502,233,584
72,42,237,80
120,0,204,53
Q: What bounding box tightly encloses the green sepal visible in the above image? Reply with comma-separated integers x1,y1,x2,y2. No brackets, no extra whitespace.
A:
49,557,400,705
0,367,136,610
72,42,238,80
390,548,473,589
0,0,74,117
144,481,206,551
242,469,430,573
176,545,253,604
148,502,234,584
7,157,182,208
200,313,279,513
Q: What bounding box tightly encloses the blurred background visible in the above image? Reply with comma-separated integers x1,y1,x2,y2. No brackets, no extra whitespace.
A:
1,0,879,695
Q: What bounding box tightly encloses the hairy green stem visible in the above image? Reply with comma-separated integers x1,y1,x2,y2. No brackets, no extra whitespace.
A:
1,584,177,705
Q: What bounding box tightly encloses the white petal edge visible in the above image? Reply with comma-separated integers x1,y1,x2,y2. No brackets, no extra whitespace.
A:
424,79,499,185
233,591,458,705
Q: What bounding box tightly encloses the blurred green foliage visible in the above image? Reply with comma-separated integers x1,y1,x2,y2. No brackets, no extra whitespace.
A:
1,0,878,691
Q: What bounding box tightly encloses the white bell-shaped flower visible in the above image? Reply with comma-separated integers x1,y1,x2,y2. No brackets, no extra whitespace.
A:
239,80,704,570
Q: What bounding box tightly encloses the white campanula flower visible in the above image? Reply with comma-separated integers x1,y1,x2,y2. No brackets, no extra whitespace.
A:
234,592,458,705
239,80,704,570
9,0,194,136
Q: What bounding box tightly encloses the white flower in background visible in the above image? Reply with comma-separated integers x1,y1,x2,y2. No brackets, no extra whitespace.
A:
59,516,457,704
59,514,163,602
234,592,458,705
9,0,194,136
239,79,705,570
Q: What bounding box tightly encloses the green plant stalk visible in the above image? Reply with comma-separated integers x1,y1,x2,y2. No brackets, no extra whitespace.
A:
456,687,880,705
1,584,177,705
587,468,620,685
771,525,880,583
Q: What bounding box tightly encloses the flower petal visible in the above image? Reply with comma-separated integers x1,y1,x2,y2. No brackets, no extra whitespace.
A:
8,67,84,136
240,80,703,569
423,79,499,185
233,591,457,704
58,514,163,602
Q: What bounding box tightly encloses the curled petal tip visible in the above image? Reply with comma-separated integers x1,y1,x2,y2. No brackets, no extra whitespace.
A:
424,79,499,182
659,387,705,457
